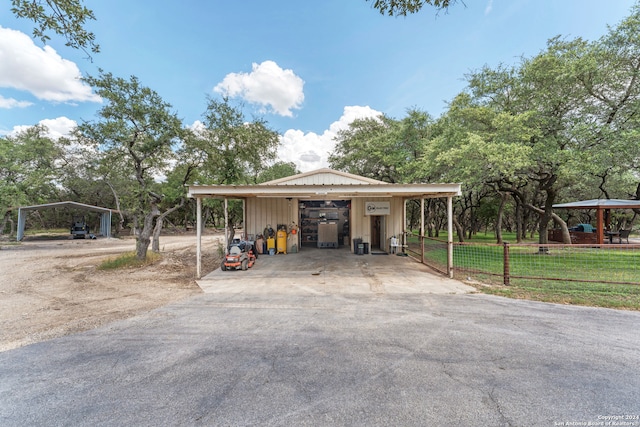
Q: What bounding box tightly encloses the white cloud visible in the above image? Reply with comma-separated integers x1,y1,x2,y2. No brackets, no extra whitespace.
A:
38,117,78,139
0,26,101,103
8,116,77,140
0,95,32,109
214,60,304,117
278,106,382,172
187,120,206,134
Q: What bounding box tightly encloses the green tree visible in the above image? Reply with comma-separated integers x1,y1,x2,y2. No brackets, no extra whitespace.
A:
329,109,450,236
196,97,280,185
190,97,280,240
11,0,99,58
57,133,131,235
149,129,204,251
330,108,434,183
421,93,537,241
78,71,183,260
367,0,456,16
329,114,396,181
567,4,640,199
255,161,300,183
428,4,640,244
0,126,64,235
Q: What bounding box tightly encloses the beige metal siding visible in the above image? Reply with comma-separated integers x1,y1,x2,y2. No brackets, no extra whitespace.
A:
245,198,298,239
247,196,405,252
277,173,372,186
349,197,404,250
388,197,405,245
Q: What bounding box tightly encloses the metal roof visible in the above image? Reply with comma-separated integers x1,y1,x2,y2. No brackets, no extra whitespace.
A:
553,199,640,209
188,169,461,199
17,201,117,213
261,168,388,186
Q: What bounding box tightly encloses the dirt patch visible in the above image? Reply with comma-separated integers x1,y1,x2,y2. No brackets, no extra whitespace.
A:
0,232,224,352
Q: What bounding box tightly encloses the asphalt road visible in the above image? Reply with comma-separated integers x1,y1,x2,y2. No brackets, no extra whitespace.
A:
1,292,639,426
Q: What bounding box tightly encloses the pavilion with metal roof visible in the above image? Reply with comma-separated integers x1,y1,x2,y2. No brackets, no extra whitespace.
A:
553,198,640,244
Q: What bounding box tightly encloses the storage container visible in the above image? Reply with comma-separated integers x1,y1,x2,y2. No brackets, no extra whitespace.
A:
276,229,287,254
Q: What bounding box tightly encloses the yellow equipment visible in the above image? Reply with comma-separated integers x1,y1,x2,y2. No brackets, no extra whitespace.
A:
276,229,287,254
267,237,275,252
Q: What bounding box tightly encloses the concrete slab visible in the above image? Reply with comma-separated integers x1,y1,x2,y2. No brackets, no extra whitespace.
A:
198,247,475,295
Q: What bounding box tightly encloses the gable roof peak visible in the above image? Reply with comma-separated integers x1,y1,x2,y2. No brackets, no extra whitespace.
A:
261,168,388,186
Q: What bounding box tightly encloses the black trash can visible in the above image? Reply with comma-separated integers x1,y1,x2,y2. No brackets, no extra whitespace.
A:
357,243,364,255
353,238,362,254
363,242,369,254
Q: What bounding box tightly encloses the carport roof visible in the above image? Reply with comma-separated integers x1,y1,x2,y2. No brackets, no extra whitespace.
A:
188,168,462,199
17,201,117,213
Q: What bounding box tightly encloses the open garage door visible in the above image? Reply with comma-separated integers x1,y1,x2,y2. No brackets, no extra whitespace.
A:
299,200,350,249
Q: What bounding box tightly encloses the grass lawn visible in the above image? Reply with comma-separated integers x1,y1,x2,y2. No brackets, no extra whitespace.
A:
409,231,640,310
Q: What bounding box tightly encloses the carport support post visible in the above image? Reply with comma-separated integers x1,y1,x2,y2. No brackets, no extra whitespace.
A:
596,207,604,245
17,208,24,241
402,199,407,249
196,197,202,279
420,197,425,264
224,197,229,254
447,196,454,278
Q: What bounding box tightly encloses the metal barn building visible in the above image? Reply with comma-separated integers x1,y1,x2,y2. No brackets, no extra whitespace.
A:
188,168,461,278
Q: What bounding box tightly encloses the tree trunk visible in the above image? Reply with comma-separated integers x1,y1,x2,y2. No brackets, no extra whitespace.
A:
136,205,159,260
105,180,126,236
524,203,571,244
152,199,185,252
559,220,571,243
202,206,211,232
151,217,163,253
227,223,235,245
453,217,465,242
539,213,551,245
131,214,140,237
136,232,151,260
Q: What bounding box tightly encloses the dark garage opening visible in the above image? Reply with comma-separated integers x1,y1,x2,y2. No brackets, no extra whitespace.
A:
299,200,350,248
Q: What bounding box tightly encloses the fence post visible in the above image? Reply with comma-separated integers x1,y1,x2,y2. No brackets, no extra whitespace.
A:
503,242,510,286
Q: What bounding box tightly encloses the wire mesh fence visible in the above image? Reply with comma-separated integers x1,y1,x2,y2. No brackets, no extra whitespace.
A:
410,236,640,287
407,236,448,275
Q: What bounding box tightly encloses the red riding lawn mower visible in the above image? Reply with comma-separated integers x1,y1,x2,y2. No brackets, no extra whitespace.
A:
221,242,256,271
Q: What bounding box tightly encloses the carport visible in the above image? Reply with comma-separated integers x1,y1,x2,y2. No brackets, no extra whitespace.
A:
16,201,115,241
188,168,461,279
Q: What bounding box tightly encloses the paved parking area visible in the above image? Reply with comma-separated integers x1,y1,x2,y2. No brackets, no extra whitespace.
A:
2,267,639,426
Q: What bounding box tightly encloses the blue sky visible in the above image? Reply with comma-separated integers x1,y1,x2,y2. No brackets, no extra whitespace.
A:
0,0,636,171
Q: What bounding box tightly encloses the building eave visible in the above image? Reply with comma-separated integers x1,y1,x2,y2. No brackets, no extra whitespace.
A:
188,183,462,199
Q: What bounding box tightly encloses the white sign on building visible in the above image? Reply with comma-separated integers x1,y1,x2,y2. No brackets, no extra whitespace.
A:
365,201,390,215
